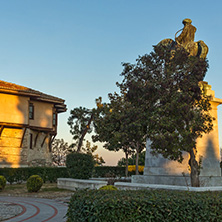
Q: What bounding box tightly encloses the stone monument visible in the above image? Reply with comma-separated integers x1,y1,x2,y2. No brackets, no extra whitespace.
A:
132,19,222,187
157,18,208,59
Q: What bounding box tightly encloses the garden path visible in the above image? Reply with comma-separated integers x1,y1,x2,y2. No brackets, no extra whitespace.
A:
0,196,68,222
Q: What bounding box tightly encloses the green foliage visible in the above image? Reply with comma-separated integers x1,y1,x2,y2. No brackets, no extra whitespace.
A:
0,175,6,191
26,175,43,192
99,185,118,190
93,166,125,178
118,151,146,166
0,166,127,184
52,138,70,166
93,92,146,175
119,45,213,186
66,152,94,179
67,189,222,222
120,45,212,160
82,140,105,166
68,106,94,152
0,167,69,184
67,98,102,153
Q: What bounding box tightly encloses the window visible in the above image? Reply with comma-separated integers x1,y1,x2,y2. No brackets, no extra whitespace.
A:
30,133,33,149
29,103,34,119
53,112,57,126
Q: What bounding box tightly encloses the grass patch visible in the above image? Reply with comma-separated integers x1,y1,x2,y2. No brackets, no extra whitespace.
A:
41,187,68,192
1,183,72,195
5,184,24,190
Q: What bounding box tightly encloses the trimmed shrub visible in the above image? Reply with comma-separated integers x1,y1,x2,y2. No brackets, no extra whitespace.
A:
66,153,94,179
27,175,43,192
99,185,118,190
67,189,222,222
0,175,6,191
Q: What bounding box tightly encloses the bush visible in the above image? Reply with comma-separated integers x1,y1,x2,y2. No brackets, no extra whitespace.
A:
27,175,43,192
0,175,6,191
67,189,222,222
99,185,118,190
66,153,94,179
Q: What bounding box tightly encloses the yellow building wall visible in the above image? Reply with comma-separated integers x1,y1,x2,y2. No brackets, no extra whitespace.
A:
0,94,55,167
29,100,54,128
0,93,29,124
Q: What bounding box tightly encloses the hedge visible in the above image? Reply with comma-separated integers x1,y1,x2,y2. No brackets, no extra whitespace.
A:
92,166,125,178
0,167,69,184
67,189,222,222
66,153,94,179
0,166,132,184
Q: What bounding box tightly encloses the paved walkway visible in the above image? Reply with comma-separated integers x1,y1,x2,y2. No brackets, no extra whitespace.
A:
0,196,68,222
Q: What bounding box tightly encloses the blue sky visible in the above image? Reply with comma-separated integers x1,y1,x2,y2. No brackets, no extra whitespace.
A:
1,0,222,165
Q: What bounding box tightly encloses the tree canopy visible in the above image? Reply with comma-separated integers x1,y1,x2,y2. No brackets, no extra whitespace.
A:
118,45,213,186
118,151,146,167
67,98,102,152
93,92,146,175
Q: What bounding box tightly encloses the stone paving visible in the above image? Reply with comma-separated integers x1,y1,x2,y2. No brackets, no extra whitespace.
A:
0,196,69,222
0,201,23,221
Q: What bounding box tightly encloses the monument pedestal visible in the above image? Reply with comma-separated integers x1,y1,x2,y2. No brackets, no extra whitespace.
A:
132,82,222,187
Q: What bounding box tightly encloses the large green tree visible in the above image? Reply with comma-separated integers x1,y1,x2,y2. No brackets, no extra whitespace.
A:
93,92,146,175
119,45,213,187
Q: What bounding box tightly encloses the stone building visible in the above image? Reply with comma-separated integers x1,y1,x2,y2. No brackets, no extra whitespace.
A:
0,80,66,167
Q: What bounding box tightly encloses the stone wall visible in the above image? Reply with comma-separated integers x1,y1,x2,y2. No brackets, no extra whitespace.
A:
27,129,52,167
0,128,26,167
0,127,52,167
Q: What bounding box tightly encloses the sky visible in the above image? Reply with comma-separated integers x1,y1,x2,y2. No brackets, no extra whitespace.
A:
1,0,222,165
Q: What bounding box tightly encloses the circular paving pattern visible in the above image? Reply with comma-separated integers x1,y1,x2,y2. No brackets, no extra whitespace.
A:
0,201,24,221
0,197,68,222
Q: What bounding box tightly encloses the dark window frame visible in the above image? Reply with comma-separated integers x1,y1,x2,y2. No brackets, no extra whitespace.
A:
29,103,34,120
53,112,57,126
30,133,33,149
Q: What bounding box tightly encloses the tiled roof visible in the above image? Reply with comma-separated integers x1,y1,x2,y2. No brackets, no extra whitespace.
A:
0,80,65,104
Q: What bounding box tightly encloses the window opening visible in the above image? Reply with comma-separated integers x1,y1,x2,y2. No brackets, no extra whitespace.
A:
29,103,34,119
30,133,33,149
53,112,57,126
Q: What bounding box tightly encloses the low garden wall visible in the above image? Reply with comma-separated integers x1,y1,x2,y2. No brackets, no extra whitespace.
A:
57,178,107,190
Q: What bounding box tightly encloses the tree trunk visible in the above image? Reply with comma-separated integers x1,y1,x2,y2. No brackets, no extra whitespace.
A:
125,152,129,177
189,148,200,187
77,113,94,152
135,148,139,175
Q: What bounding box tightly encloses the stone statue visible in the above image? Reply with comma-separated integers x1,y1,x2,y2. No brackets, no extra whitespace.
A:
158,18,208,59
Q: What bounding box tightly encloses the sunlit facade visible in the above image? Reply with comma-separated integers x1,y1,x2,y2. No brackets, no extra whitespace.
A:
0,80,66,167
